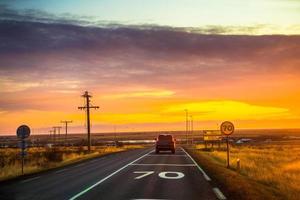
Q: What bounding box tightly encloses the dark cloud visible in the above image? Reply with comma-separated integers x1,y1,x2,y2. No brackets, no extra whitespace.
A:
0,8,300,104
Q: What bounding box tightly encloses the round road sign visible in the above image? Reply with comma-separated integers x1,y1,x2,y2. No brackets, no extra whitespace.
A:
220,121,234,136
17,125,31,139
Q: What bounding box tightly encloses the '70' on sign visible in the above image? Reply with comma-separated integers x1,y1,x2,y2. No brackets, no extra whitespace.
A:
220,121,235,136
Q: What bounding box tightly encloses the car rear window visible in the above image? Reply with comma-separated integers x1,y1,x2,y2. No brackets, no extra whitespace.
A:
158,135,173,141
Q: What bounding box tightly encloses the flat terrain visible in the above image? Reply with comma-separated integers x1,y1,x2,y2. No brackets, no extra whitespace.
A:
0,147,224,200
190,140,300,200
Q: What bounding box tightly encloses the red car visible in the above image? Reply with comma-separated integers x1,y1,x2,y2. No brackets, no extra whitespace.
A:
155,134,176,154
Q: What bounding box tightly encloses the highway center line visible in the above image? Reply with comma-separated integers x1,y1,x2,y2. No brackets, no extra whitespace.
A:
130,163,196,167
69,149,154,200
20,176,41,183
181,147,211,181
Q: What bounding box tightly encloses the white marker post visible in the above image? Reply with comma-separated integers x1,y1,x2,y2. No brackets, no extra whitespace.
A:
220,121,234,168
16,125,31,175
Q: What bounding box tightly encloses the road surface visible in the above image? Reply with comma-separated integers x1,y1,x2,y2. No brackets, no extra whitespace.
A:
0,147,226,200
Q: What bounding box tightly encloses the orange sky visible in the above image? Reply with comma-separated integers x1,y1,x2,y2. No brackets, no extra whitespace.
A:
0,9,300,134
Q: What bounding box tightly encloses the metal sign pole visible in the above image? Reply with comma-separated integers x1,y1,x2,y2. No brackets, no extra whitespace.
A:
220,121,234,168
226,136,230,168
21,143,24,175
17,125,31,176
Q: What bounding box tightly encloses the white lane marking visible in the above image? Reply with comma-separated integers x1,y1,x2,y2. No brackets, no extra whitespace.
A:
158,171,184,179
20,176,41,183
213,188,227,200
130,163,196,167
181,147,211,181
54,168,68,174
146,155,187,157
69,149,154,200
134,171,154,179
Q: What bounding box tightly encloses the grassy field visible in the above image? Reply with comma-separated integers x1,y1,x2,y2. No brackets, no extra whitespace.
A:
0,145,144,181
189,141,300,200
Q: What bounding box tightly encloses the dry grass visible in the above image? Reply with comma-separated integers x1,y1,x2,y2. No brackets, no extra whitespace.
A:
194,141,300,200
0,145,144,181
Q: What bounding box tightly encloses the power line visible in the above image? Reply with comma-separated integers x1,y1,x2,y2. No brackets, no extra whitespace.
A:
78,91,99,152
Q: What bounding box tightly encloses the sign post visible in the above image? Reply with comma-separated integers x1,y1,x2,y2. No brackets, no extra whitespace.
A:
16,125,31,175
220,121,234,168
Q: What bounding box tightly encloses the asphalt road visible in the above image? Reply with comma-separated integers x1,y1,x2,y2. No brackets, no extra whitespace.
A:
0,147,226,200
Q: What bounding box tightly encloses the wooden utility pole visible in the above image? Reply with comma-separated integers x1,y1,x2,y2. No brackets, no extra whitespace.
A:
53,126,62,145
185,109,189,144
190,115,193,144
78,91,99,152
61,120,73,146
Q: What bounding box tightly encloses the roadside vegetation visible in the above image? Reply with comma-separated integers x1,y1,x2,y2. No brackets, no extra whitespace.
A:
186,141,300,200
0,145,144,181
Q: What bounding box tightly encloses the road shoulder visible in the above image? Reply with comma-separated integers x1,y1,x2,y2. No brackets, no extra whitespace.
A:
184,147,284,200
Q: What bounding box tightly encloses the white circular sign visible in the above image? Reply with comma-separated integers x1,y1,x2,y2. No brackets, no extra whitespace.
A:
158,171,185,179
17,125,31,139
220,121,234,135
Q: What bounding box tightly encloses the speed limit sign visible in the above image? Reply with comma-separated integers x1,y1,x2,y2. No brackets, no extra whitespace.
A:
220,121,234,135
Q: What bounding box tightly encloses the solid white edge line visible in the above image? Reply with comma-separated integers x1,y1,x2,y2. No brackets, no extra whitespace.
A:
20,176,41,183
181,147,211,181
181,147,227,200
213,188,227,200
54,168,68,174
69,149,154,200
75,163,85,167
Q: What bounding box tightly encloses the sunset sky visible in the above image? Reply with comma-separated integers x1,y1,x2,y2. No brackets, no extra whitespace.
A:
0,0,300,134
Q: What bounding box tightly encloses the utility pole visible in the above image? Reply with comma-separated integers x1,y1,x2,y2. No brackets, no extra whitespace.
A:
53,126,62,146
52,127,56,144
114,125,117,141
61,120,73,146
78,91,99,152
185,109,189,144
190,115,193,145
49,130,53,138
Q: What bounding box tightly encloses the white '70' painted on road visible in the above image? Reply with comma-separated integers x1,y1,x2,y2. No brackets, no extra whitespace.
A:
134,171,185,180
134,171,155,179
